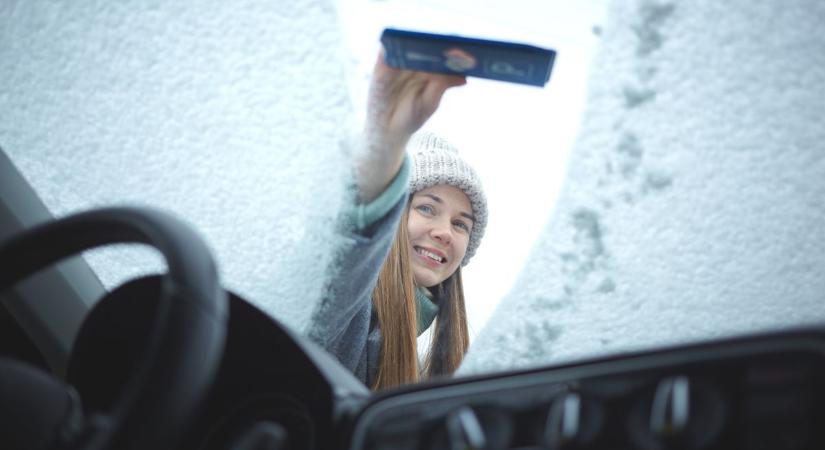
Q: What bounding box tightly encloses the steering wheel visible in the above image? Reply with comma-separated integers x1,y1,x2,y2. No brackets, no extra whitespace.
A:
0,207,227,450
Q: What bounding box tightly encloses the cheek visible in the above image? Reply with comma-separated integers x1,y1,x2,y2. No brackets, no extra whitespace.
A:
406,214,423,239
453,236,470,259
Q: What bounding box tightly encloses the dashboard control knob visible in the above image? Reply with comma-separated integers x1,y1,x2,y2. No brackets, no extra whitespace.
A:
541,391,604,449
429,405,512,450
544,391,581,448
628,375,726,450
446,406,487,450
650,375,690,440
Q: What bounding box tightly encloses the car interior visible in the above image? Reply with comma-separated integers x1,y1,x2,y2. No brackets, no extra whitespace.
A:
2,141,823,448
2,0,825,448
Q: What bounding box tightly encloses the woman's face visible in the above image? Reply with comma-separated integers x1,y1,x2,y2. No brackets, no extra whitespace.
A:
407,184,474,288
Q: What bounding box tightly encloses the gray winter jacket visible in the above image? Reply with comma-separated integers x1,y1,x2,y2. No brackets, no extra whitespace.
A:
307,158,438,386
307,194,405,386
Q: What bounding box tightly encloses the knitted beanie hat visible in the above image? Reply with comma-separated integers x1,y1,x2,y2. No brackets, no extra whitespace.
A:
408,131,487,266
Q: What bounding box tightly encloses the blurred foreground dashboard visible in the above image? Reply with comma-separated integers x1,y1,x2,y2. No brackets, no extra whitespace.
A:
1,148,823,450
6,283,825,450
347,328,825,450
85,298,825,450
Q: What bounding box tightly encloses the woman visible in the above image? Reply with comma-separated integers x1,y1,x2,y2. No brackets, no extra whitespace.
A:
308,54,487,390
370,131,487,389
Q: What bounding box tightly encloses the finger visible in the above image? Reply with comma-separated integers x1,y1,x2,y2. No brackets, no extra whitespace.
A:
441,74,467,88
373,49,466,87
423,73,466,102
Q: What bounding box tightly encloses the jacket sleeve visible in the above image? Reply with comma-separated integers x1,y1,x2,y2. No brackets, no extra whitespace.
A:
306,158,409,383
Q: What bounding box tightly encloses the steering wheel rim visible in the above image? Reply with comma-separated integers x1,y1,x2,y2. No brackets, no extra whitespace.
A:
0,207,228,450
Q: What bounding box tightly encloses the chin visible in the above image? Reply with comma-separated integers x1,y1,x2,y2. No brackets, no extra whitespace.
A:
413,271,441,288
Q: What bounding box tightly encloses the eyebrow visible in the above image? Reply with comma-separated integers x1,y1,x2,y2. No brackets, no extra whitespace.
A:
421,193,475,223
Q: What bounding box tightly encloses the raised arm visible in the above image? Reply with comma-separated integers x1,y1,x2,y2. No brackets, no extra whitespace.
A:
356,54,466,203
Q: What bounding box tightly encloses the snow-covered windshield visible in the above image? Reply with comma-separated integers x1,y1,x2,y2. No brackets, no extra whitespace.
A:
1,0,823,382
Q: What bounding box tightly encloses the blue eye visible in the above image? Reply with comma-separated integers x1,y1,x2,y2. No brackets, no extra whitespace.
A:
453,221,470,232
416,204,434,215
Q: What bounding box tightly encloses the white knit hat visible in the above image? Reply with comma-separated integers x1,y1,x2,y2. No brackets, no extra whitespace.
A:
408,131,487,266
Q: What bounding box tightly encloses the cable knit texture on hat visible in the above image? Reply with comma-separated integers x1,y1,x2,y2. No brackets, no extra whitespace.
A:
408,131,487,266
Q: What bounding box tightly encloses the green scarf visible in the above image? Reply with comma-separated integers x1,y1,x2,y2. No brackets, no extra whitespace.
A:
415,287,439,335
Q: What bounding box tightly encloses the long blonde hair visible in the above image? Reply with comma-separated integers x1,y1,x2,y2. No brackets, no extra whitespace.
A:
371,205,470,390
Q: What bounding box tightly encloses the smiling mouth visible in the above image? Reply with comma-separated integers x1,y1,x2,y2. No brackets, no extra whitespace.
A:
414,246,446,264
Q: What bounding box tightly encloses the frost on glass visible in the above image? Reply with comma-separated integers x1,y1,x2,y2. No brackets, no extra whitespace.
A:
0,0,357,333
461,0,825,375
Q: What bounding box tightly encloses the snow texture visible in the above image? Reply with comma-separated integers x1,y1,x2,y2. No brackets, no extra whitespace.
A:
461,0,825,375
0,0,356,333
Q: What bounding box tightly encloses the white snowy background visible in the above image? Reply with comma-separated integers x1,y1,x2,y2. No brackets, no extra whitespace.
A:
2,0,824,379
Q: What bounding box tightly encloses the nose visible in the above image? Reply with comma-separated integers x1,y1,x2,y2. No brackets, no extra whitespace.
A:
429,218,452,245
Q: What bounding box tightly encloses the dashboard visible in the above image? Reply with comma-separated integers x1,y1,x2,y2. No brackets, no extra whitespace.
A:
67,280,825,450
346,327,824,450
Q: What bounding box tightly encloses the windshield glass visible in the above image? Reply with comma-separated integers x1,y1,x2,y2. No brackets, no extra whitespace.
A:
1,0,823,385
